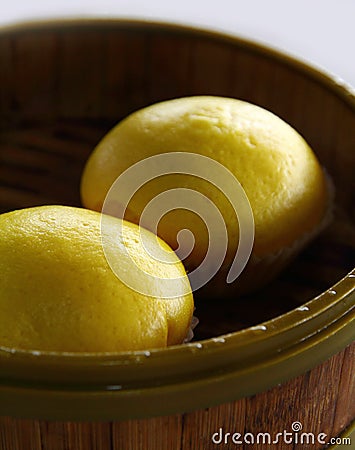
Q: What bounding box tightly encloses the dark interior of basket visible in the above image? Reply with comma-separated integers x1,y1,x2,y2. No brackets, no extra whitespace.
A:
0,23,354,339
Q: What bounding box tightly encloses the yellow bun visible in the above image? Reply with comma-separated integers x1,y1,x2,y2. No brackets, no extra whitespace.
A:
81,96,330,292
0,205,193,352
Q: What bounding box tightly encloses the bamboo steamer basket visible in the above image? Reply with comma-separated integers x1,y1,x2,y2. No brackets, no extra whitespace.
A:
0,19,354,450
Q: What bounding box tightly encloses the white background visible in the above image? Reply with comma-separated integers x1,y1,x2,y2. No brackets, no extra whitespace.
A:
1,0,354,89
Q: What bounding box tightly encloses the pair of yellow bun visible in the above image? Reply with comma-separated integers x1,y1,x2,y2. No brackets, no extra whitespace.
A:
0,96,331,353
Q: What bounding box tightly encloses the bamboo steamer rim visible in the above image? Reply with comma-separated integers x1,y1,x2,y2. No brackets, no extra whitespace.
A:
0,18,354,420
0,17,354,108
